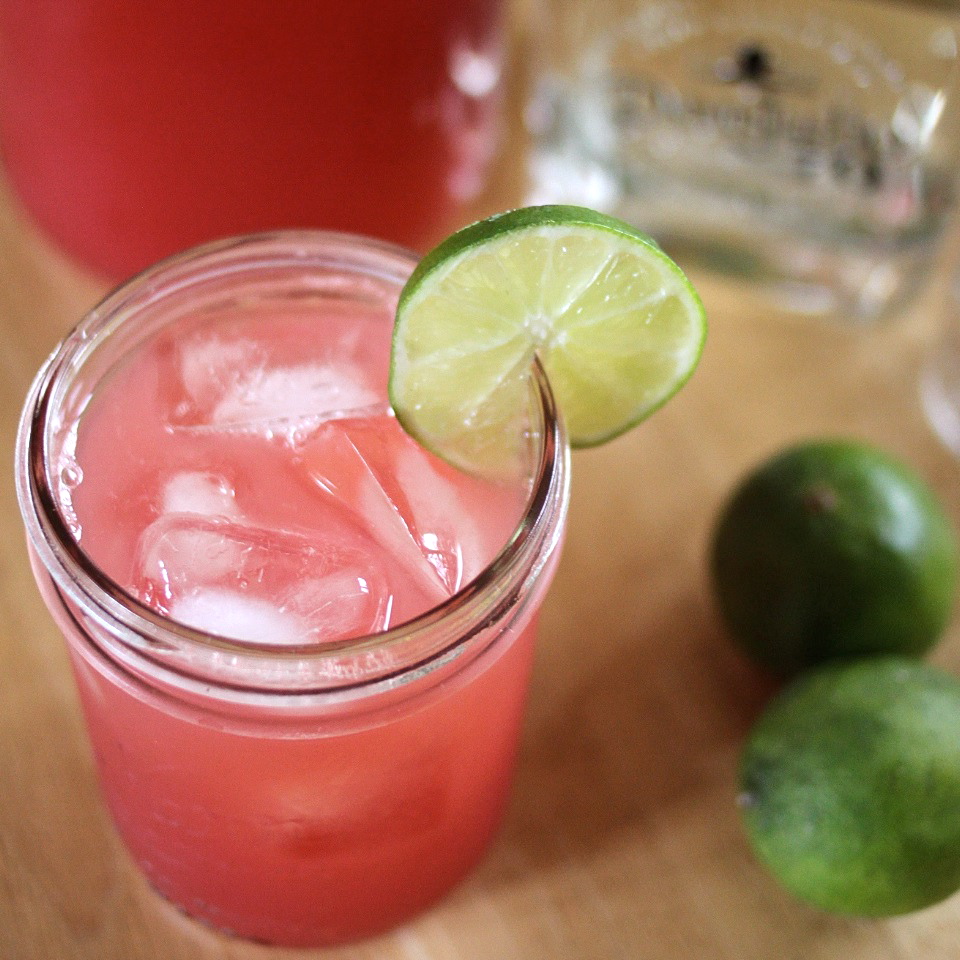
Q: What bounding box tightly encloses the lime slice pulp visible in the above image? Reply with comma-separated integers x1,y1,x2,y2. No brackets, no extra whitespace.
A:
389,205,706,472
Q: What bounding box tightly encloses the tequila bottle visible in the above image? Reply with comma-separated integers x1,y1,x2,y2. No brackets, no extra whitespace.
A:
528,0,960,322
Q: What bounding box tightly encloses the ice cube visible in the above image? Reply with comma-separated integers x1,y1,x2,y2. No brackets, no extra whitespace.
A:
292,573,391,644
133,513,393,644
172,333,382,441
171,587,307,644
137,514,244,603
299,415,485,598
300,418,450,598
394,432,486,586
178,336,259,416
211,363,381,435
162,472,239,518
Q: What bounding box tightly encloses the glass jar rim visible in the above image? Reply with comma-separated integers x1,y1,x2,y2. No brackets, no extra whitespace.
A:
15,230,570,700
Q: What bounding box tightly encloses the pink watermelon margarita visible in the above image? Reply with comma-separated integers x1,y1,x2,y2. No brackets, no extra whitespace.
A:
16,232,568,945
0,0,505,279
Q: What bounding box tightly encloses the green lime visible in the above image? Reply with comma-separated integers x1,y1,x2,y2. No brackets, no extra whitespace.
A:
711,439,957,675
739,657,960,916
389,205,706,471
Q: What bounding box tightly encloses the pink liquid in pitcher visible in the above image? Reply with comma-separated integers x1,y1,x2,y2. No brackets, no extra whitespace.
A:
0,0,504,278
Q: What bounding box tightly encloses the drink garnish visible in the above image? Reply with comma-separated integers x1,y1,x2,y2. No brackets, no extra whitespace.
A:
389,205,707,471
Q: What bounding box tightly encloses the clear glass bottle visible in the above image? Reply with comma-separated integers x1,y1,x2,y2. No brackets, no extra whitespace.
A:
527,0,960,323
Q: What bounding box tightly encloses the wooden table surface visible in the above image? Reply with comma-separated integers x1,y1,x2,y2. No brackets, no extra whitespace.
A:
4,13,960,960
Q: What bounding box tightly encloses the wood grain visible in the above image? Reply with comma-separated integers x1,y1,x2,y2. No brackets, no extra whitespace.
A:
3,11,960,959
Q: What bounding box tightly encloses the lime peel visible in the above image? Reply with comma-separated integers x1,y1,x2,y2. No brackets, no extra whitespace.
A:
711,438,958,674
389,205,706,472
739,657,960,916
